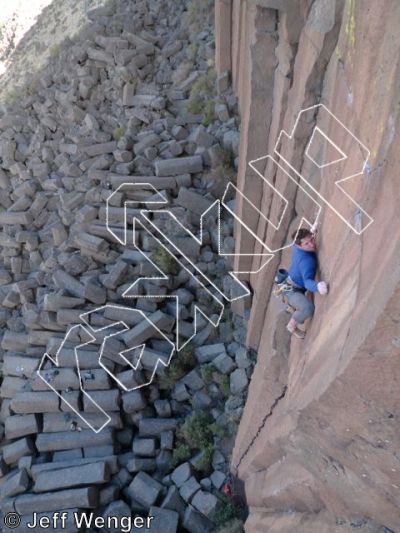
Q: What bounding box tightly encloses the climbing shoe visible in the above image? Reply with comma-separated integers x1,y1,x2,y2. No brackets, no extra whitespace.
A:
286,324,306,339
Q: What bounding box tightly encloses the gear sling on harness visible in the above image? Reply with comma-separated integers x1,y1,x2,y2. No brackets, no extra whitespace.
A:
273,268,306,300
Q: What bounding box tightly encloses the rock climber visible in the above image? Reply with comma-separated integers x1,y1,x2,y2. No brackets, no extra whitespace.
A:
285,227,328,339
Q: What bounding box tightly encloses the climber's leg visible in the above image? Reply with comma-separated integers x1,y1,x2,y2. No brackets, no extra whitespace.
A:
286,291,315,324
285,292,315,338
286,317,305,339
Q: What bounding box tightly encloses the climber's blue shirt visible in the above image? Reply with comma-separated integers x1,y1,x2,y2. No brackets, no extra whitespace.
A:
288,245,318,292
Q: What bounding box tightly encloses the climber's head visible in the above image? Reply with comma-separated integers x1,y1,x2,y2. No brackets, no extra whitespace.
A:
292,228,316,251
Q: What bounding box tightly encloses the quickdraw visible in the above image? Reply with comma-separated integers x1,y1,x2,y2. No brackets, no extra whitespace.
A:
273,281,294,298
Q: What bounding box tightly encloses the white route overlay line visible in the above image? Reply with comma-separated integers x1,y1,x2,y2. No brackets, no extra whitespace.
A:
225,157,323,255
38,103,374,432
124,217,224,352
117,191,273,349
206,193,274,275
79,305,175,391
305,126,347,168
106,183,168,245
141,207,260,303
37,324,112,433
37,305,176,431
119,343,146,370
275,103,373,234
138,183,273,293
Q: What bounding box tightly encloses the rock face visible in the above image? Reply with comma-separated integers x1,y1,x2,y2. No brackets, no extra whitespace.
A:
216,0,400,531
0,1,252,530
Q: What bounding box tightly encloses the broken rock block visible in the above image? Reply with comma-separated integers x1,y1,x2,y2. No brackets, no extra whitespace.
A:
102,260,129,289
0,210,33,225
30,456,119,482
122,83,135,105
132,438,157,457
33,461,110,493
11,487,99,514
195,343,227,364
171,462,192,488
145,506,179,533
230,368,248,395
127,457,156,474
183,505,213,532
134,133,161,155
2,437,35,465
53,270,85,299
72,232,108,254
176,187,214,216
5,415,39,440
2,355,39,379
83,389,120,413
83,142,118,157
122,390,147,413
131,94,166,110
161,485,186,518
179,475,201,503
101,500,132,528
11,392,59,414
191,490,218,521
155,155,203,176
122,310,175,346
36,428,113,452
0,468,30,499
127,471,163,509
212,352,236,374
138,418,177,436
32,368,80,392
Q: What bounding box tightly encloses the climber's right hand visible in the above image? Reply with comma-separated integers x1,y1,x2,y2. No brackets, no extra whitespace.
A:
317,281,328,295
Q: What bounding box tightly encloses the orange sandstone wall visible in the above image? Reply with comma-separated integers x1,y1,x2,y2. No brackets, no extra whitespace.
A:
215,0,400,530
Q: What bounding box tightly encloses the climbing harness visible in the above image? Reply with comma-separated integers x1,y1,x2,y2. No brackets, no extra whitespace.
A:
273,267,306,313
273,281,294,298
273,268,299,297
